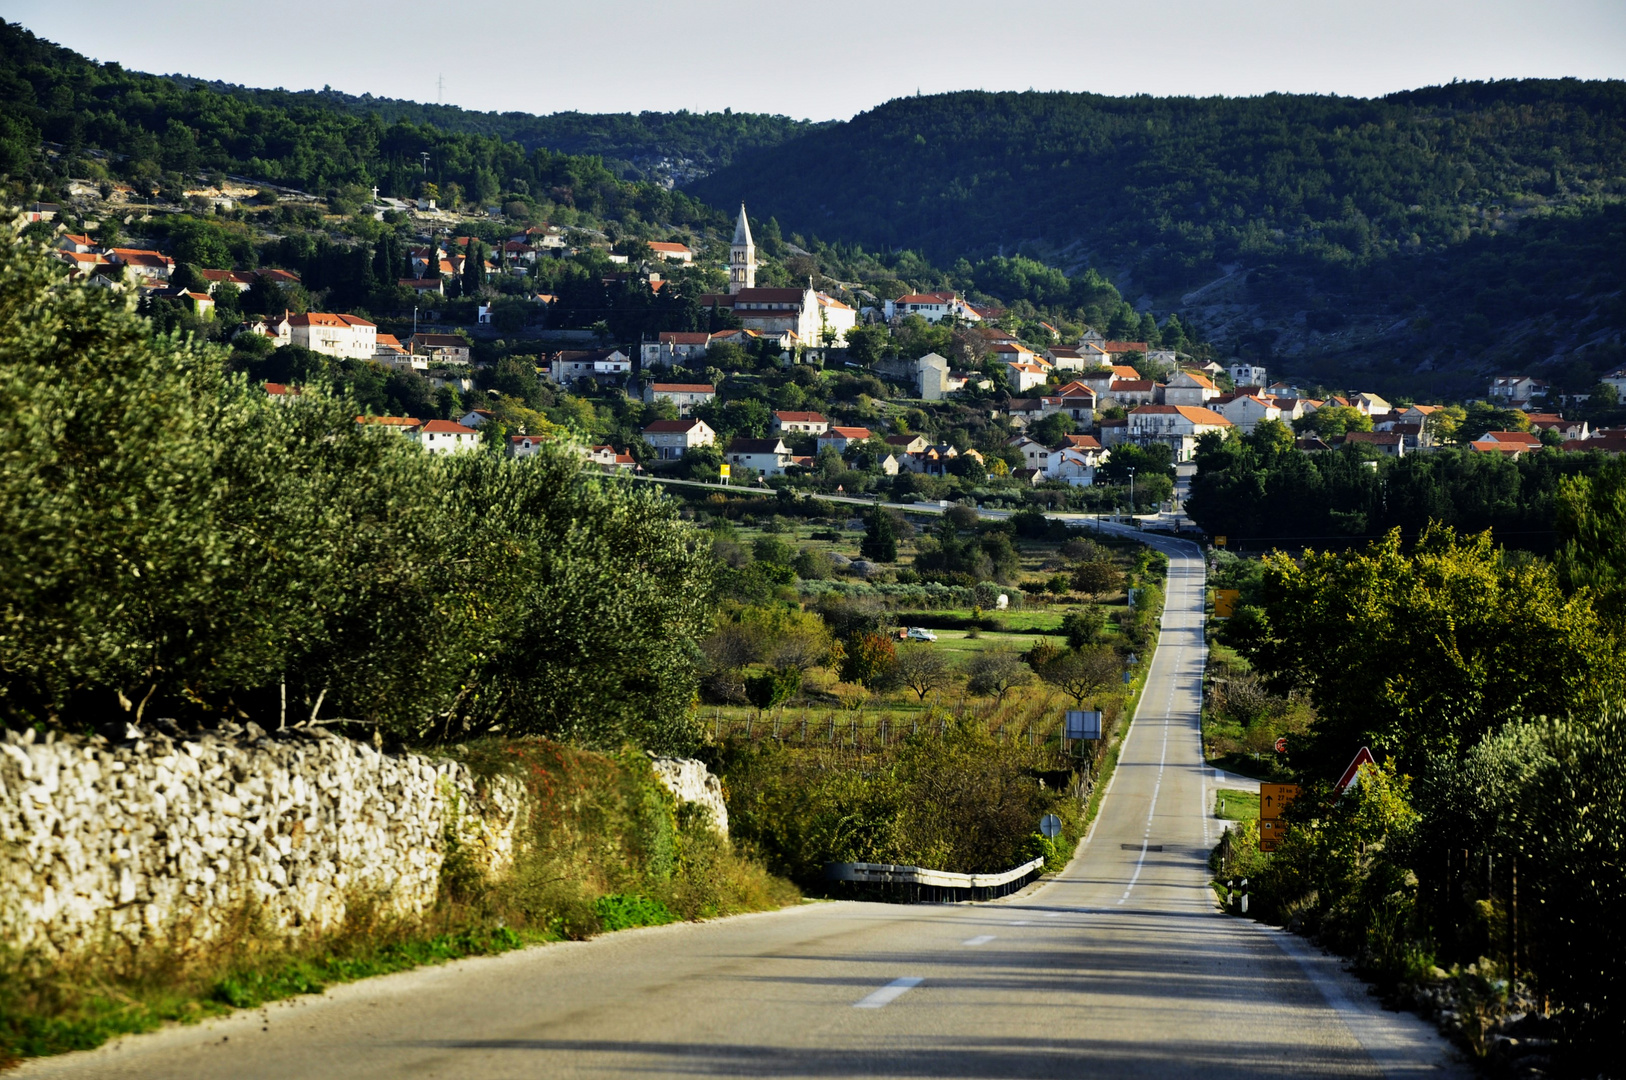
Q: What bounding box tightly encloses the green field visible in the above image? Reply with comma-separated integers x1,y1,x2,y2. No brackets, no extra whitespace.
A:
1214,788,1259,821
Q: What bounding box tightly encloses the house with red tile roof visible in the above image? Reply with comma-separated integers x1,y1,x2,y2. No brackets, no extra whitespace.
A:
642,330,713,367
1126,405,1233,461
1343,430,1405,457
642,381,715,415
772,410,829,435
411,419,481,455
290,312,377,359
642,418,717,459
647,241,693,264
106,248,175,282
1469,431,1543,457
586,444,637,470
817,426,873,453
1163,369,1219,406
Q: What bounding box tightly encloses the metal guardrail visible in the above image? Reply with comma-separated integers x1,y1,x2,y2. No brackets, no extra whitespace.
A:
825,856,1046,903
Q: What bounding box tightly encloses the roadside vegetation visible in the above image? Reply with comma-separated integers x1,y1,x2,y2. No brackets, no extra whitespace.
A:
1208,475,1626,1071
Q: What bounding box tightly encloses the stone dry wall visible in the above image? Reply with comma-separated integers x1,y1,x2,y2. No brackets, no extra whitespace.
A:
1,725,730,961
0,723,528,960
648,755,728,835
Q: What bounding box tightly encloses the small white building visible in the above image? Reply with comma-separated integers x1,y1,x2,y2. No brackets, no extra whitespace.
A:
643,332,712,368
1216,395,1282,433
817,426,873,454
647,241,694,264
509,434,552,459
1007,361,1051,393
642,381,716,416
552,348,632,385
1230,362,1269,388
1048,436,1109,487
1352,392,1392,418
1489,376,1549,405
726,437,794,477
410,419,481,455
642,418,717,460
1008,436,1053,473
886,292,980,324
772,410,829,435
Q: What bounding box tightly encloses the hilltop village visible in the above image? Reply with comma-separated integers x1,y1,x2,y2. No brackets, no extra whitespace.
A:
30,182,1626,515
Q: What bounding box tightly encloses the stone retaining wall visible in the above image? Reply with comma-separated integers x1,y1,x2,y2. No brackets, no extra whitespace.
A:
0,725,722,959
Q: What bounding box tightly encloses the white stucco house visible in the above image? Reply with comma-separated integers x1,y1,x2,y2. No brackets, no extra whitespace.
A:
726,437,794,477
642,418,717,459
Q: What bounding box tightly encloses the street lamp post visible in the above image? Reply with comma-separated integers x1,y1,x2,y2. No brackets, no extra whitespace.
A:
1127,467,1136,521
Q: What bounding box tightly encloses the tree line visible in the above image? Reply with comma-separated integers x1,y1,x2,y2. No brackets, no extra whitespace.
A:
1215,467,1626,1064
0,21,725,230
1185,423,1618,553
692,83,1626,389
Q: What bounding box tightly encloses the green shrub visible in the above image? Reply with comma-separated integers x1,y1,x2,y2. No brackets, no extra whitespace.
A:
593,895,676,932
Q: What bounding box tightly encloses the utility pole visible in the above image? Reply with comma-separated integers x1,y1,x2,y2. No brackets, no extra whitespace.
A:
1127,466,1136,521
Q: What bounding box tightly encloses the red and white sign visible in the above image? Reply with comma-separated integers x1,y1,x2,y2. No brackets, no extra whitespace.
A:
1274,737,1288,754
1334,747,1376,794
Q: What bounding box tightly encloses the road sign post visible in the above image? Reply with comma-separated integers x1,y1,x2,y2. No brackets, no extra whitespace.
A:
1039,814,1062,839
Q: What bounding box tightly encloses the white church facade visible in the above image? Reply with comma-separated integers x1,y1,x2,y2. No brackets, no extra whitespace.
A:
700,204,856,347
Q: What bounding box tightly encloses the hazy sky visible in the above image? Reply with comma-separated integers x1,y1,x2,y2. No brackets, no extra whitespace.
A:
8,0,1624,121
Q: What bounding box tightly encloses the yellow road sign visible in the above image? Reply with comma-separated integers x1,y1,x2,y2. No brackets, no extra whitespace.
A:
1259,783,1300,820
718,463,731,479
1259,818,1288,852
1214,589,1241,618
1214,535,1228,547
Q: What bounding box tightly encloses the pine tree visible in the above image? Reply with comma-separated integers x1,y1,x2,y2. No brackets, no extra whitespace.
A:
861,506,897,562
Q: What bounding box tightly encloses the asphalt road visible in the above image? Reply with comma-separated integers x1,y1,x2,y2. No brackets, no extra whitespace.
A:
20,524,1469,1079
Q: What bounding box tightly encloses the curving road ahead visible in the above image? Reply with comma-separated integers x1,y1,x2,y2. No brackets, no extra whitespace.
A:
20,522,1468,1079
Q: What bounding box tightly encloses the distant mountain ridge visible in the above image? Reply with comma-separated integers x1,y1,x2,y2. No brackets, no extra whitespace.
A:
691,85,1626,393
163,76,825,186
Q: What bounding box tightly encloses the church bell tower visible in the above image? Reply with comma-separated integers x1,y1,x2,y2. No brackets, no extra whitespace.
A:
729,203,756,294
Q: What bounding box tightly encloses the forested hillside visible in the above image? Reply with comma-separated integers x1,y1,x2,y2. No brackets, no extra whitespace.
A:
0,22,725,229
167,76,823,185
692,86,1626,394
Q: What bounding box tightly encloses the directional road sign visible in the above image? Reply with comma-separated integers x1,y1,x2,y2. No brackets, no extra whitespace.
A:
1259,783,1300,820
1214,589,1240,618
1259,818,1288,852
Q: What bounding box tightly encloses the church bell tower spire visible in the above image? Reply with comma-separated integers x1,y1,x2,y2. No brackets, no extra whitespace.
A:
729,203,756,294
